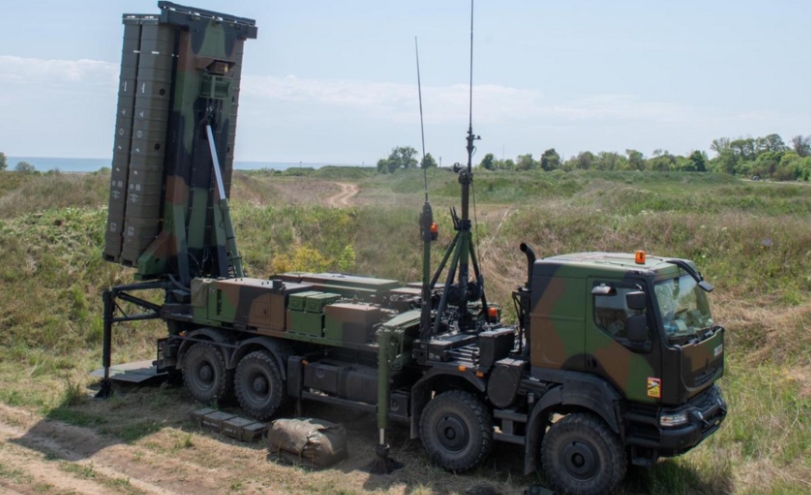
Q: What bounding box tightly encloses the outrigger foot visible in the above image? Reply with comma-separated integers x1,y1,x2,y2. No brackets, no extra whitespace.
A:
366,443,403,475
94,379,113,399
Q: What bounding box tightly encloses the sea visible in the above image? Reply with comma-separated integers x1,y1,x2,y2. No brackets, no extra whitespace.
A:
5,157,359,173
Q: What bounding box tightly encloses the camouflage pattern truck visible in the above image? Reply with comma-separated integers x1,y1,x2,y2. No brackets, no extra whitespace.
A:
98,3,727,495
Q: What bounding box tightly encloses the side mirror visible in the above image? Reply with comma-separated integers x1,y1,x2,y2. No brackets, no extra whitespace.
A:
627,314,647,343
626,291,647,311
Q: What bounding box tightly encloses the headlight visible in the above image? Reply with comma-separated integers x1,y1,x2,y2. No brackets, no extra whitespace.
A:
660,411,689,427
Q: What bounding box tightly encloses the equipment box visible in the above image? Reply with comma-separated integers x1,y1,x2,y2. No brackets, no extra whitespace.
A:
269,282,315,331
304,292,341,313
479,327,516,368
288,291,322,312
324,303,383,343
287,310,323,337
303,360,342,394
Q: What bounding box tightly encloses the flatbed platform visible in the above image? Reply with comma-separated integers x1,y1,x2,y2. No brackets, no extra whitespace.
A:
90,360,167,384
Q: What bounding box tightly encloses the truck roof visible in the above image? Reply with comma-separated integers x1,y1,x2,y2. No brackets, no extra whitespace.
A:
539,252,687,278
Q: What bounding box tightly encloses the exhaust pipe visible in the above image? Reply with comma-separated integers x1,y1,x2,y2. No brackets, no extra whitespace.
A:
520,243,536,287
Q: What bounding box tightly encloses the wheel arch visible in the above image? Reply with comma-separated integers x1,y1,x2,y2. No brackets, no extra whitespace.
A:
523,375,623,475
409,368,487,439
230,336,292,379
177,328,232,369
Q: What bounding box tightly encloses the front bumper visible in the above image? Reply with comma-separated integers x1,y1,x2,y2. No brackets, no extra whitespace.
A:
626,384,727,457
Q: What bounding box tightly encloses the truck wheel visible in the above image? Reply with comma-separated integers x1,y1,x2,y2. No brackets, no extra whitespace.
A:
419,390,493,472
541,413,626,495
234,350,285,420
183,343,233,404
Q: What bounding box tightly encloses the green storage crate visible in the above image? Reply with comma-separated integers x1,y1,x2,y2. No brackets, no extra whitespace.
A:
288,310,323,337
324,317,342,341
288,291,322,312
304,292,341,313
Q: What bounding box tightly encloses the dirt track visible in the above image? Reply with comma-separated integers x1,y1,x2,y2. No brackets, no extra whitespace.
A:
0,403,288,495
0,399,523,495
326,182,358,207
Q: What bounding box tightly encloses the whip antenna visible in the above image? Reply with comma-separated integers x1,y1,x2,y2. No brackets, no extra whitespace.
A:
468,0,474,135
415,37,429,202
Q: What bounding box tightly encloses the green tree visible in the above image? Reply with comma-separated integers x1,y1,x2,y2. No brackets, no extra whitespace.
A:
420,152,437,169
399,146,418,169
753,150,784,177
712,149,738,175
540,148,561,171
760,133,787,153
15,161,35,174
0,152,6,171
501,158,516,171
572,151,597,170
595,152,626,171
791,135,810,157
376,146,418,173
648,150,677,171
687,150,707,172
479,153,496,170
730,138,756,161
626,149,646,171
710,137,730,155
515,153,537,171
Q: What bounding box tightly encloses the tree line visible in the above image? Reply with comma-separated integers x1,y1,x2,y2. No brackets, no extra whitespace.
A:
0,152,36,173
376,146,436,173
376,133,811,181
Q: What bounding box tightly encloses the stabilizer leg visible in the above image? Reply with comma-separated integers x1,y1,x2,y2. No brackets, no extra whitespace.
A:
366,429,403,475
95,289,114,399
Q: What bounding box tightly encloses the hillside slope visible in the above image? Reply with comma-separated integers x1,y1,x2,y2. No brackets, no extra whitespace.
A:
0,169,809,495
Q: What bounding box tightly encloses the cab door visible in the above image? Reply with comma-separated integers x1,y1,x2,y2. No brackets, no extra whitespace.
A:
585,278,662,403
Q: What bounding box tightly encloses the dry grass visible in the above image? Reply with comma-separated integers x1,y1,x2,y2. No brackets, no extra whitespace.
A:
0,169,809,494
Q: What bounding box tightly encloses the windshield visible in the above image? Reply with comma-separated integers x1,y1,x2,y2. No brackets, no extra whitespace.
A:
654,274,714,344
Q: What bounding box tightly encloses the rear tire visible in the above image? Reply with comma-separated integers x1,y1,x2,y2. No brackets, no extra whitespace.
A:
419,390,493,472
541,413,626,495
234,350,285,420
182,343,233,404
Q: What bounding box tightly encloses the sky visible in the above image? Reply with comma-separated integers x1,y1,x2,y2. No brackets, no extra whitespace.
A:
0,0,809,165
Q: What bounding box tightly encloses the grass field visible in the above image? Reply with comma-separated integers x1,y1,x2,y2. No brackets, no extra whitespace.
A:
0,168,809,494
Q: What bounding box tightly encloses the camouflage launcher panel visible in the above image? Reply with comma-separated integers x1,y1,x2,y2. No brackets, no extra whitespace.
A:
103,2,257,283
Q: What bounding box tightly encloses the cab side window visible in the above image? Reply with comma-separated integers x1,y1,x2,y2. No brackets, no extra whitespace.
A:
593,284,647,341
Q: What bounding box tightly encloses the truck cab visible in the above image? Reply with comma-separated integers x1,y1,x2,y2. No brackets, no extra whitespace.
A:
514,249,727,493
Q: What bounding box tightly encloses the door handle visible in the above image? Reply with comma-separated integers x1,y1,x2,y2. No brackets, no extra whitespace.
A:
586,356,598,369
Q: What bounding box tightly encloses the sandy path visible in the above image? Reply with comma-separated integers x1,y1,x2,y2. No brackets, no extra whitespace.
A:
0,404,287,495
326,182,358,207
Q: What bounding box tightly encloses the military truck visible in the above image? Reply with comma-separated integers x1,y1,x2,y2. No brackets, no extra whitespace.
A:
98,3,727,495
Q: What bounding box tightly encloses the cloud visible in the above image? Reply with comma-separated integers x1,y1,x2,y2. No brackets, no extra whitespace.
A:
0,54,692,126
0,54,708,159
0,55,118,88
241,74,694,127
548,94,692,124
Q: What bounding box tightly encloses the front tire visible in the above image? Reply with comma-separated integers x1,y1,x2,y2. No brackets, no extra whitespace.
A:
182,343,233,404
234,350,285,420
541,413,626,495
419,390,493,472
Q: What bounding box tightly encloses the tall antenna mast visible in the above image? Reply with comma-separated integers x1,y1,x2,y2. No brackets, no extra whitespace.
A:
468,0,474,142
428,0,488,336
